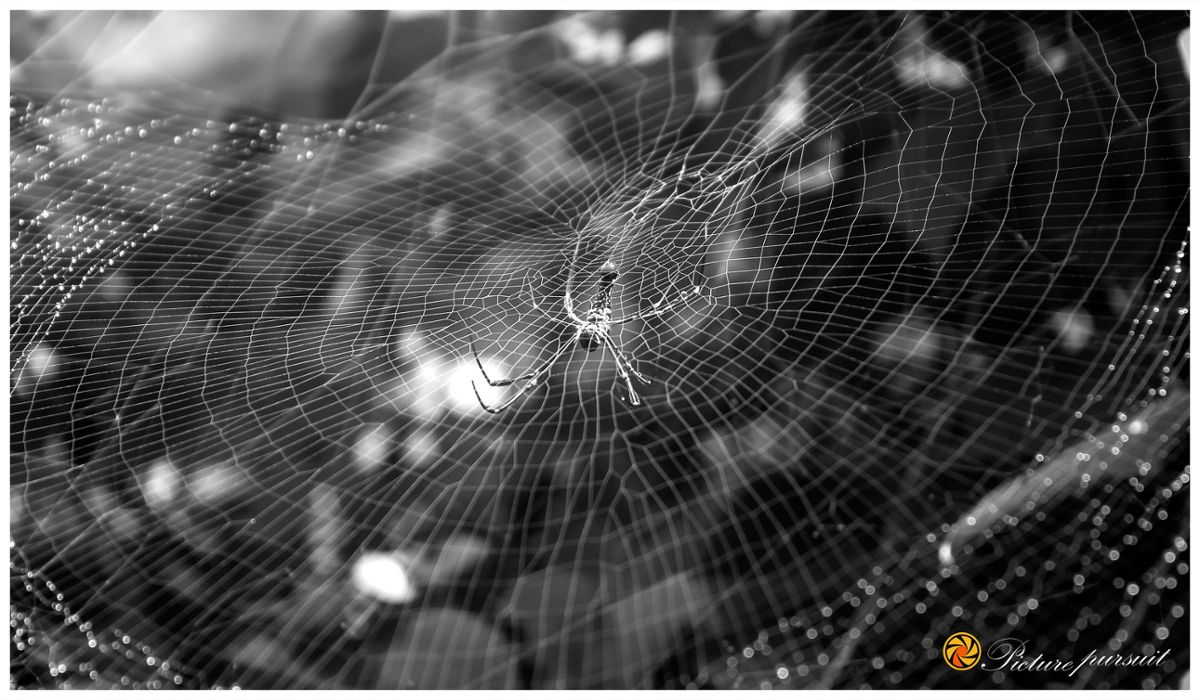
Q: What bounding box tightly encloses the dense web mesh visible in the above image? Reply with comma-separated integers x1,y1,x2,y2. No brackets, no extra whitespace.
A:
9,10,1190,690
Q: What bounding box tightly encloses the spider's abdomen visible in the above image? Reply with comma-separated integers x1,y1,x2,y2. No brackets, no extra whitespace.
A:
578,326,604,351
578,309,610,351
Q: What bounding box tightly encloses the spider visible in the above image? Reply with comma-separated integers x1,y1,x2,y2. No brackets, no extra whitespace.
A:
471,259,706,413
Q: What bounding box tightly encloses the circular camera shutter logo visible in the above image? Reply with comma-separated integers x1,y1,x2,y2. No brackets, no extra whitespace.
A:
942,632,981,670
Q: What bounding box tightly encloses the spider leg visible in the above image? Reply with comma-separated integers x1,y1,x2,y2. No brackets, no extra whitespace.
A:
473,374,541,414
472,340,575,412
601,335,648,407
612,359,642,406
471,340,543,387
562,272,584,326
610,284,713,325
602,335,651,385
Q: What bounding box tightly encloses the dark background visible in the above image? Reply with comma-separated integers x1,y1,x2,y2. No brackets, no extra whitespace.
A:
9,10,1190,689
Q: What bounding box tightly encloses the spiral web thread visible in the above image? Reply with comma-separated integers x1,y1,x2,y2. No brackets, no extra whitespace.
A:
9,10,1190,689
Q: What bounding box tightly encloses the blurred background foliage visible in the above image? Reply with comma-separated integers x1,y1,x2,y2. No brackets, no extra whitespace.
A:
9,10,1190,689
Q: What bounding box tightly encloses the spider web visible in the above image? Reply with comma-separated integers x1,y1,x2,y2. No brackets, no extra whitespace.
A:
9,10,1190,690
